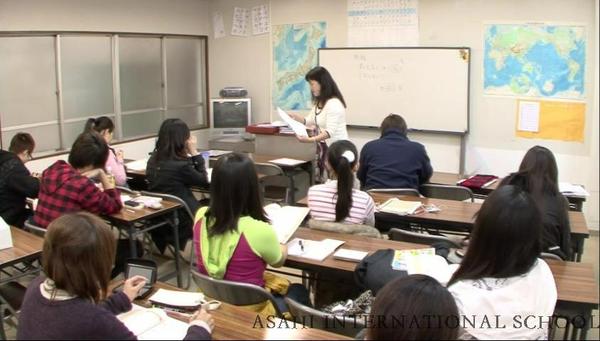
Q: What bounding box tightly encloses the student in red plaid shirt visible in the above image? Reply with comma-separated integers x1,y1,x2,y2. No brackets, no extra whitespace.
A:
33,132,122,228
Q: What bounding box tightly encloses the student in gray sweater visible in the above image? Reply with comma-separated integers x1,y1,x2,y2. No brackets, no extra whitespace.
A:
18,212,213,340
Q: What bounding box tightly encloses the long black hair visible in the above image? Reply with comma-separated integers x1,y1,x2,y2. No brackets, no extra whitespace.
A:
84,116,115,134
327,140,358,222
305,66,347,108
448,185,542,286
369,275,459,340
154,119,190,162
205,153,268,236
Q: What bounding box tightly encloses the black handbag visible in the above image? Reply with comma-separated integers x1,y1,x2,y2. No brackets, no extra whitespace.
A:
353,249,408,296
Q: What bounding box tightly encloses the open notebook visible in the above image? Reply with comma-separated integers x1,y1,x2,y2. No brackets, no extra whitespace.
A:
378,198,422,215
391,248,459,285
125,159,148,171
264,204,310,244
287,238,345,261
117,305,189,340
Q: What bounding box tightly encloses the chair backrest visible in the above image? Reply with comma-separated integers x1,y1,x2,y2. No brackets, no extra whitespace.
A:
116,186,139,196
419,184,474,202
190,269,284,317
23,220,46,237
140,191,195,221
389,228,461,248
540,252,564,261
284,297,365,337
254,162,291,203
366,188,420,197
254,162,285,177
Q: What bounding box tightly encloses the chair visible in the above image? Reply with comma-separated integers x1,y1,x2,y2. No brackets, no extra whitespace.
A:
284,297,365,337
254,163,293,204
366,188,420,197
0,282,27,340
190,269,284,318
419,184,474,202
540,252,564,261
23,220,46,237
388,228,461,248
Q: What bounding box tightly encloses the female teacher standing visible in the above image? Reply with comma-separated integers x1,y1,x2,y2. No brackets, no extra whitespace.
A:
290,66,348,181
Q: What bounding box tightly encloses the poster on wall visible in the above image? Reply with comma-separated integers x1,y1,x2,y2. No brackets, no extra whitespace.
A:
252,4,270,35
347,0,419,47
272,22,327,110
212,12,226,39
483,23,586,100
231,7,250,36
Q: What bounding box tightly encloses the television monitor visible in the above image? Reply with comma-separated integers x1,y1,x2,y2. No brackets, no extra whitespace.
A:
210,98,251,136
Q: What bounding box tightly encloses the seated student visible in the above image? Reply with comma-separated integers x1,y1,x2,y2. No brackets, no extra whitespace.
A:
146,118,209,253
193,153,310,313
18,212,213,340
499,146,571,260
84,116,127,186
33,131,122,228
357,114,432,190
0,133,40,227
367,275,459,340
447,185,557,340
308,140,375,226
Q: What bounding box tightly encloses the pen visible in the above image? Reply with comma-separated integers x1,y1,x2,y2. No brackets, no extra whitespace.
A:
299,240,304,252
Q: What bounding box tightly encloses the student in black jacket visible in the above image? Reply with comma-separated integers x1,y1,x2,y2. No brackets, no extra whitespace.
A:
146,119,209,253
357,114,433,190
0,133,40,227
499,146,571,260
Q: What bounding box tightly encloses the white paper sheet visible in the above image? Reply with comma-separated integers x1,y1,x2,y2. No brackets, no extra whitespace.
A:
264,204,310,243
518,101,540,132
276,107,308,137
268,158,305,167
231,7,250,36
149,289,205,308
212,11,226,39
559,182,590,197
251,4,270,35
287,238,345,261
125,159,148,171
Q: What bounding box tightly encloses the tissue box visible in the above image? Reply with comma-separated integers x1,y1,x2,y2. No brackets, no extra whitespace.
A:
0,217,14,250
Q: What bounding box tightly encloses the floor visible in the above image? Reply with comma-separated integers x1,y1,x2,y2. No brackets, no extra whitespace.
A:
3,232,599,339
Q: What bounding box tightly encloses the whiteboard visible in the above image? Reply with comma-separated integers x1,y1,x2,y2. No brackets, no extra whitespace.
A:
319,48,470,133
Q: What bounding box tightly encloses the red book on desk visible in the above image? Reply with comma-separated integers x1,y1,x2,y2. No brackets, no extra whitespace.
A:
246,124,280,134
457,174,498,190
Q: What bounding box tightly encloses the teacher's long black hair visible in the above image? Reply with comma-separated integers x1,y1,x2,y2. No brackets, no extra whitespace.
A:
305,66,347,108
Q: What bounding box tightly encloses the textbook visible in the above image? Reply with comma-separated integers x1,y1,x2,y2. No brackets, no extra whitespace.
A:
390,248,459,285
264,204,310,243
378,198,422,215
117,305,189,340
287,238,345,261
457,174,498,190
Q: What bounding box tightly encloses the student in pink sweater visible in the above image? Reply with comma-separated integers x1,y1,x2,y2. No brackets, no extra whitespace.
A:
84,116,127,186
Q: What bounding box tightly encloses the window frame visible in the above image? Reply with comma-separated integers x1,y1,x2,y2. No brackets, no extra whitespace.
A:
0,31,210,158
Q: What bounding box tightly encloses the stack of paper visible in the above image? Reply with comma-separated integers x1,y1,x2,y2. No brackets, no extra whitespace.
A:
287,238,345,261
333,249,368,262
378,198,422,215
276,107,308,137
149,289,205,310
268,158,305,167
264,204,310,243
117,305,189,340
125,159,148,171
559,182,590,197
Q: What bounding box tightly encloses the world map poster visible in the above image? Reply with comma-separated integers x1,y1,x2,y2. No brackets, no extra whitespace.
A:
483,24,585,99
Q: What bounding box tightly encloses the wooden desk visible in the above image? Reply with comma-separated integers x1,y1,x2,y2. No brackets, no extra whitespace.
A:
285,229,598,340
0,227,44,285
139,282,350,340
370,193,590,261
429,171,586,211
106,201,184,287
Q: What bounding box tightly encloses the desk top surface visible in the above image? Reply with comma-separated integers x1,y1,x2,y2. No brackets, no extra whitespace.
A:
143,282,350,340
369,193,589,237
286,228,598,306
108,200,182,223
0,227,44,267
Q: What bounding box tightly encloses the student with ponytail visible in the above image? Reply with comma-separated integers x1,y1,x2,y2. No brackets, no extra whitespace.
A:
84,116,127,186
307,140,375,226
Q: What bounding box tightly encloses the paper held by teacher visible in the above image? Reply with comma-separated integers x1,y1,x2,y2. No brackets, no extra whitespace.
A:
277,107,309,137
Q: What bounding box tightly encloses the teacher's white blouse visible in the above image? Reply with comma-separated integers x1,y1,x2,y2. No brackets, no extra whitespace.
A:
305,98,348,144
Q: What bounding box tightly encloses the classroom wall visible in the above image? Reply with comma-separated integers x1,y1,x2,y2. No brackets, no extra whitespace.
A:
207,0,599,229
0,0,213,172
